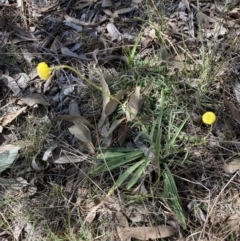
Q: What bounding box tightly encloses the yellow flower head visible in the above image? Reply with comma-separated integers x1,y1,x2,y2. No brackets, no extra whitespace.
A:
37,62,51,80
202,111,216,125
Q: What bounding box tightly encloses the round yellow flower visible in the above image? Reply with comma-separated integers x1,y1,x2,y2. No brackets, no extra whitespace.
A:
37,62,51,80
202,111,216,125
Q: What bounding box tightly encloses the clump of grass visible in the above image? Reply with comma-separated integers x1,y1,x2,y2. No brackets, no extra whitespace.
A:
16,117,51,163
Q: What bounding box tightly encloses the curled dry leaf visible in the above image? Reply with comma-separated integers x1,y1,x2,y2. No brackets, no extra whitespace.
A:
32,153,49,172
92,48,99,64
68,123,92,143
42,144,58,161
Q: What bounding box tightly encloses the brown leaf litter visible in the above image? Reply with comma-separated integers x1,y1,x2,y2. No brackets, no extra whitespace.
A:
2,0,240,240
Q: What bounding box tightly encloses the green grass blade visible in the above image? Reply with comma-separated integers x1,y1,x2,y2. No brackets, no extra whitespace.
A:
163,163,186,229
128,31,143,66
127,159,150,189
92,150,144,175
154,89,164,164
169,115,189,146
97,147,141,153
111,159,146,191
164,112,189,157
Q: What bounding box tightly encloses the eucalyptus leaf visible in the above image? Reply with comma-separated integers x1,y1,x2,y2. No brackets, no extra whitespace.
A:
69,123,92,143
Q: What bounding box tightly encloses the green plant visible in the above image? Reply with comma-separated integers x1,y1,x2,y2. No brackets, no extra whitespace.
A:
92,89,189,228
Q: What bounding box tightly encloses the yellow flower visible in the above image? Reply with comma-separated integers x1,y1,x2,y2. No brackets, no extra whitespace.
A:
37,62,51,80
202,111,216,125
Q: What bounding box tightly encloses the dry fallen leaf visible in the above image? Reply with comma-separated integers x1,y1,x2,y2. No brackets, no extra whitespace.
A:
1,106,27,126
55,115,95,129
16,73,30,89
39,1,59,12
122,225,175,240
223,95,240,124
115,211,131,241
126,86,142,122
222,213,240,238
0,145,21,173
2,75,21,96
72,0,94,9
105,118,125,138
107,23,121,41
97,72,111,137
84,201,104,224
114,7,134,18
12,222,25,240
117,123,129,145
68,123,92,143
42,144,57,161
68,100,81,116
233,79,240,103
105,88,130,116
102,0,113,7
53,155,88,164
20,93,49,106
61,47,91,61
223,157,240,173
